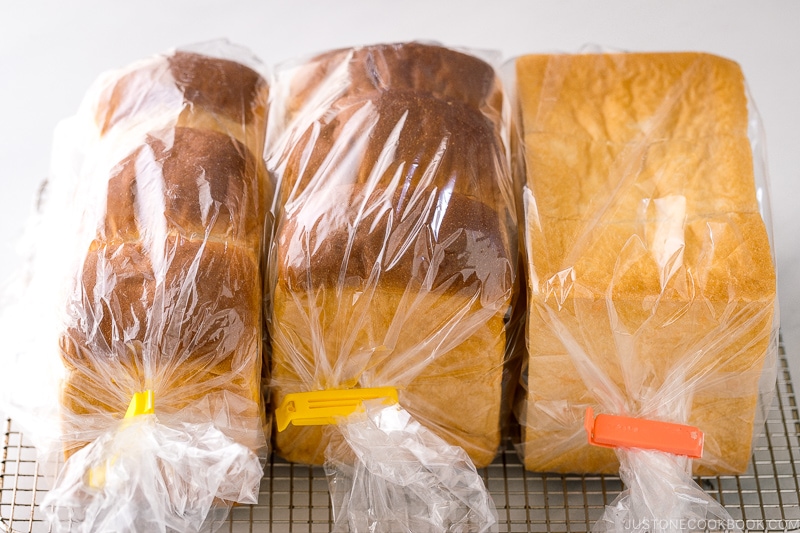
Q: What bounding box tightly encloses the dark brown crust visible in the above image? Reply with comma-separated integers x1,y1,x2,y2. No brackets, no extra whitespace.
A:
167,52,264,124
280,89,508,204
277,185,513,297
98,51,266,134
60,237,260,380
103,127,260,242
287,43,502,116
275,45,514,294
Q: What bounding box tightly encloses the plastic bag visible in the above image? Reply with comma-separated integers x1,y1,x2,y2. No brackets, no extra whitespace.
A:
593,450,740,533
327,401,498,533
265,42,519,531
0,40,271,533
511,52,778,532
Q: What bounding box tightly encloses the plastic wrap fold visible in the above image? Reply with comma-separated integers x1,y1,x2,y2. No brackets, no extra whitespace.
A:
266,42,519,532
512,52,778,532
0,40,272,533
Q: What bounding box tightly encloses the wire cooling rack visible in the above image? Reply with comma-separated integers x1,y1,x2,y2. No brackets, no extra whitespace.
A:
3,341,799,533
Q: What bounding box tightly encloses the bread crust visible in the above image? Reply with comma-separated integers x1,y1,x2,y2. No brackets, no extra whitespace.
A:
59,52,270,461
269,43,515,468
516,52,776,475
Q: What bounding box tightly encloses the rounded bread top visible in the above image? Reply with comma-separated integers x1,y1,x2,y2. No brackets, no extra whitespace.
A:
103,126,261,244
96,51,267,135
285,42,503,119
280,88,508,204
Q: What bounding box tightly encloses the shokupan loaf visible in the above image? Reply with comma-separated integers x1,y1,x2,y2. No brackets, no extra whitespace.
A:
267,43,517,468
516,53,776,475
58,50,271,460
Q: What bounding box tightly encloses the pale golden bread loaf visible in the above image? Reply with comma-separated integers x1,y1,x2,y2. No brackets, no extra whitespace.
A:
516,52,776,475
268,43,516,468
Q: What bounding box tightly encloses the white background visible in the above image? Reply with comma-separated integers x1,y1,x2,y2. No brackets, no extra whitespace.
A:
1,1,798,395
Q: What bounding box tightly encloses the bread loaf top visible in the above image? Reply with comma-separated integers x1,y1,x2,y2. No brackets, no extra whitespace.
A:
270,43,515,300
517,52,775,302
284,42,503,120
97,51,268,137
73,51,271,252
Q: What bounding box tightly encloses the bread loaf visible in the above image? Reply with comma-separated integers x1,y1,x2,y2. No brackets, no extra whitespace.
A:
267,43,517,468
58,50,271,461
516,52,776,475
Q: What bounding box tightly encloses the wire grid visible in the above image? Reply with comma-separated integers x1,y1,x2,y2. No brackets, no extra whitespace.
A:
2,342,799,533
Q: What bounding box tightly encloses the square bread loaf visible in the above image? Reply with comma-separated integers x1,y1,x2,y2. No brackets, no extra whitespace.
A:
516,53,776,475
268,43,517,468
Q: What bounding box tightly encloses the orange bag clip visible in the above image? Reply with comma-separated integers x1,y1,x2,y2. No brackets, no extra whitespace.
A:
584,407,704,458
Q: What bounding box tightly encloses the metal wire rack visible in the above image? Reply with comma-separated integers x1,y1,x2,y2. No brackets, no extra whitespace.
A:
3,341,799,532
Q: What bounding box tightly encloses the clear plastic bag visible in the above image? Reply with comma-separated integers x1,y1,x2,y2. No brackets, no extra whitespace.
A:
0,40,272,533
593,450,740,533
510,52,778,532
265,42,519,531
327,401,498,533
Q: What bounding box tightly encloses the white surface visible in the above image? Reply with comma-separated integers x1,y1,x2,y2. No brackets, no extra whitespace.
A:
0,0,798,388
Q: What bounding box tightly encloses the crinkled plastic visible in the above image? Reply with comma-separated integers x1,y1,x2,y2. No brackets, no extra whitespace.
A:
265,42,518,531
41,412,263,532
593,450,739,533
510,52,778,532
0,40,272,533
327,401,498,533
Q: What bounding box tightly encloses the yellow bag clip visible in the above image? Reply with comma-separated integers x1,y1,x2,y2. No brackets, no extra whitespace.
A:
88,389,155,489
124,389,155,418
276,387,399,432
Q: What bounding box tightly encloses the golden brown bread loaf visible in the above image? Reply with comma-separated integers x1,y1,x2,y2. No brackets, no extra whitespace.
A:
268,43,516,467
516,52,776,475
58,50,270,460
